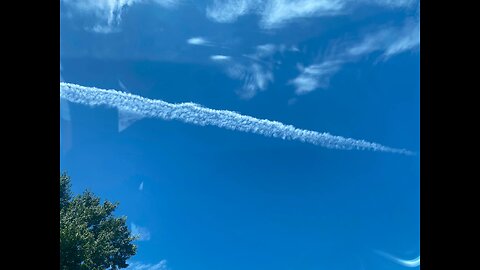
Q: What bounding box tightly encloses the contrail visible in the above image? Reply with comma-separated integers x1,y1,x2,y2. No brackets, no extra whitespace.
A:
59,82,413,154
375,250,420,267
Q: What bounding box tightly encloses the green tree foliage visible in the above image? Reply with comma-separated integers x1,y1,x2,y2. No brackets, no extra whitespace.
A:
60,173,137,270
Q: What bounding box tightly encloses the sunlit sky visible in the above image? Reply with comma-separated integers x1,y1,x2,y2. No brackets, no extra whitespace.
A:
60,1,420,269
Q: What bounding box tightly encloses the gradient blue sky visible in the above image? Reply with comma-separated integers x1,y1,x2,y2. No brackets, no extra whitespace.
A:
60,1,420,269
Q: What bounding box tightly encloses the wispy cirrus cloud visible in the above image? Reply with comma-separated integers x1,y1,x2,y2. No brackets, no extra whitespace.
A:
260,0,346,29
131,223,151,241
187,37,211,46
126,260,168,270
206,0,417,29
204,0,419,96
226,62,274,99
205,0,256,23
289,61,343,95
290,16,419,94
206,0,344,28
251,43,284,58
375,250,420,267
210,55,232,61
348,18,420,59
61,0,179,33
212,43,285,99
60,82,413,154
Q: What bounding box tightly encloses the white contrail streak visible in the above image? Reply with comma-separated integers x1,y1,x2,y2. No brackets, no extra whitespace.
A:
375,250,420,267
59,82,413,154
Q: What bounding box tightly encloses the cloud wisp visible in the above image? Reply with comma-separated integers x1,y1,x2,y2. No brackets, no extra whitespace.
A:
375,250,420,267
206,0,417,29
60,82,413,154
213,43,286,99
290,17,419,94
187,37,211,46
226,62,274,99
289,61,343,95
126,260,168,270
131,223,151,241
210,55,232,61
348,18,420,59
62,0,179,33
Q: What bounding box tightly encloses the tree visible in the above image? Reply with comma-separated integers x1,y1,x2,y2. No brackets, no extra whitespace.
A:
60,173,137,270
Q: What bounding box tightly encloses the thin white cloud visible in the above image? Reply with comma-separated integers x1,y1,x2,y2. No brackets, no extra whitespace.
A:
348,18,420,59
206,0,344,29
254,44,279,58
187,37,211,46
383,23,420,57
289,61,342,95
127,260,168,270
226,62,273,99
210,55,231,61
260,0,345,29
60,82,413,154
91,24,121,34
131,223,151,241
217,43,284,98
375,250,420,267
291,17,419,94
138,181,144,191
61,0,178,33
290,45,300,52
206,0,257,23
206,0,417,29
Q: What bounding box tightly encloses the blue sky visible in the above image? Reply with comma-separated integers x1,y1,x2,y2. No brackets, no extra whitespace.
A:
60,1,420,269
